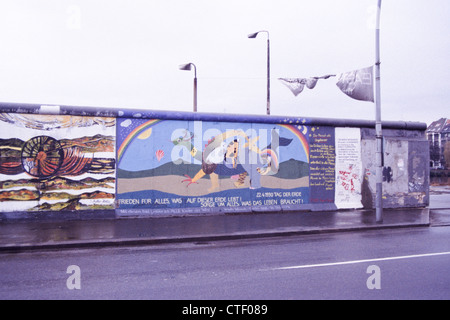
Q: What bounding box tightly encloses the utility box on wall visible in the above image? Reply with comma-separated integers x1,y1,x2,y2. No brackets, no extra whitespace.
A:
0,102,429,219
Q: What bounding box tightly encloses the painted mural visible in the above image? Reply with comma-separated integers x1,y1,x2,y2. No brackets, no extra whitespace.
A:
0,113,116,212
0,105,429,216
116,119,311,215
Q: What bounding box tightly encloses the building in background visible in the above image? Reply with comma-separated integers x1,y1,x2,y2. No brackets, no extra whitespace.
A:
427,118,450,169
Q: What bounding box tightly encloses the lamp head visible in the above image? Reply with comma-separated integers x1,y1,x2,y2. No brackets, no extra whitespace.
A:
179,63,193,71
248,30,269,39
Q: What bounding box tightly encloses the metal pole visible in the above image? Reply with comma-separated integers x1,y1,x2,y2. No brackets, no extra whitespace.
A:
193,65,197,113
267,37,270,116
375,0,383,223
179,62,197,112
248,31,270,115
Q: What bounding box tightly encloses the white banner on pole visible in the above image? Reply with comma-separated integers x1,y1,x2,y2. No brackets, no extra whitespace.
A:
278,75,335,96
336,66,374,102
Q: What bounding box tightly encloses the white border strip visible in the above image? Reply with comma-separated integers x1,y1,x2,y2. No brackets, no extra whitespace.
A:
272,251,450,270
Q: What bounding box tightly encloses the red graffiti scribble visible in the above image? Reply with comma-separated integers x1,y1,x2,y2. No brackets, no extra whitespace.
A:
339,168,357,192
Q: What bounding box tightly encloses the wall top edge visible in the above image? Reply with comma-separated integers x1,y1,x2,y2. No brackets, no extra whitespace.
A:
0,101,427,131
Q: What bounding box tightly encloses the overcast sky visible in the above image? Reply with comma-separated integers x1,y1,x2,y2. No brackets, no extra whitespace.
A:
0,0,449,126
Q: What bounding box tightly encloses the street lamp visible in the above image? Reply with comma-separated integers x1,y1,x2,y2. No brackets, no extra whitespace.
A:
248,30,270,115
375,0,383,223
179,62,197,112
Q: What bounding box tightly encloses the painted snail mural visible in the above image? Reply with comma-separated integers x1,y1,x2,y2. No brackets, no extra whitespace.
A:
0,113,115,211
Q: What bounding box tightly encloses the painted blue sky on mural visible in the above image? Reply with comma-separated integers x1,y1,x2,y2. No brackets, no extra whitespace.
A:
117,119,309,172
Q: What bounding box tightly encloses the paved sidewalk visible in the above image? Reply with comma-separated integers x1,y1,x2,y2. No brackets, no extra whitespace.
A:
429,185,450,226
0,207,430,252
2,185,449,252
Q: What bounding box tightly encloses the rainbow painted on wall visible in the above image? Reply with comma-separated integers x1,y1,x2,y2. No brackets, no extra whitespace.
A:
118,120,310,165
117,119,162,162
279,124,310,162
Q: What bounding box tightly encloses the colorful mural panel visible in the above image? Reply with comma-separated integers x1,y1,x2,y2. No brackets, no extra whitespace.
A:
309,126,336,204
0,102,430,217
0,113,116,212
116,119,311,215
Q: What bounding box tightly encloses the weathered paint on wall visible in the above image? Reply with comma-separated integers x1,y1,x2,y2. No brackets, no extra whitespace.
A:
0,103,429,218
0,113,116,213
361,129,429,209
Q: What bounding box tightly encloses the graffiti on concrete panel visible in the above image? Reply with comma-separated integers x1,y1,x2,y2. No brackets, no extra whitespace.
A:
117,119,311,215
335,128,363,209
382,166,393,183
0,113,116,212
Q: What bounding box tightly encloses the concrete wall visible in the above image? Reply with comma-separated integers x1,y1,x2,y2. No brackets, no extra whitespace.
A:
361,128,429,209
0,102,429,219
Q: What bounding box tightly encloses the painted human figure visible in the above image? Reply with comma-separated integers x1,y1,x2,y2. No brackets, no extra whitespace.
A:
175,129,267,192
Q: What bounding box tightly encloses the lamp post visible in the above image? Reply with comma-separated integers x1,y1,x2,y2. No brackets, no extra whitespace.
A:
179,62,197,112
248,30,270,115
375,0,383,223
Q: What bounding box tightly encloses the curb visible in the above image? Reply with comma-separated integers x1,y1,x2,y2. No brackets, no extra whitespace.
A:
0,222,430,254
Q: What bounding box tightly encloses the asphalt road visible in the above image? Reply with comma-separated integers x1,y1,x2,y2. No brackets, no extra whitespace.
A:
1,226,449,301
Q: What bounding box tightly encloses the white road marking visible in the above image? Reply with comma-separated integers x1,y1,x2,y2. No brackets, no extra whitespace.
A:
270,251,450,271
